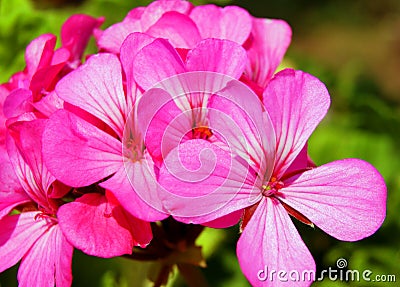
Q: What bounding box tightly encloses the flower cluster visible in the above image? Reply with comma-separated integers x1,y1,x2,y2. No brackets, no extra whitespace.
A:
0,1,387,286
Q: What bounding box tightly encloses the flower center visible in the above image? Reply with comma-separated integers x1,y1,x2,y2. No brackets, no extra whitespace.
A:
262,177,284,197
191,126,213,140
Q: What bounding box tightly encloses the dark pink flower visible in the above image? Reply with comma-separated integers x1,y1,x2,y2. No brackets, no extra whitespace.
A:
42,48,167,221
158,69,387,286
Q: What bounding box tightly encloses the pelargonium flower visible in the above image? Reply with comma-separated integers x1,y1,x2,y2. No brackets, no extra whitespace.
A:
158,69,387,286
42,38,168,221
97,0,291,96
0,118,73,287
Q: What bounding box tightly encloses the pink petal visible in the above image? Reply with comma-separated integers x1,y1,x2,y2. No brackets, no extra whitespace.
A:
245,18,292,88
18,225,73,287
3,89,33,118
159,139,260,223
237,198,315,287
55,53,127,137
7,120,56,210
25,34,56,78
58,192,150,257
29,61,67,101
137,87,191,166
100,159,168,222
133,38,185,90
186,39,247,79
0,212,49,273
120,32,155,102
43,109,122,187
140,0,193,31
32,91,64,118
208,80,275,177
190,5,252,44
280,159,387,241
61,14,104,63
0,146,30,219
97,21,142,53
202,210,243,228
146,11,201,49
263,69,330,179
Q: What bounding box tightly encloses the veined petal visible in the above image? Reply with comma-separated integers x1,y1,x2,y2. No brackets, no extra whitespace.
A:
186,39,247,79
208,80,275,178
0,147,30,219
0,212,49,273
140,0,193,31
190,5,252,44
159,139,260,223
146,11,201,49
120,32,155,104
55,53,127,137
100,159,168,222
137,87,191,166
280,159,387,241
133,38,186,90
263,69,330,179
97,21,142,54
57,193,149,258
237,198,315,287
43,110,122,187
7,120,56,209
18,225,73,287
245,18,292,88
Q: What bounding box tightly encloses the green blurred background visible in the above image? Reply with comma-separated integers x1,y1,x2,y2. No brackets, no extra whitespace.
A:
0,0,399,286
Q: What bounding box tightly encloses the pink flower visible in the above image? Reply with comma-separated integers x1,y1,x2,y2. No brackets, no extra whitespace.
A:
158,69,387,286
133,33,247,167
0,118,73,287
42,44,167,221
96,0,291,96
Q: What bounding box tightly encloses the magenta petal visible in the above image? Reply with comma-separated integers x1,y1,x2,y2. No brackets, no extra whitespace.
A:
133,38,185,90
18,225,73,287
3,89,33,119
208,80,275,176
263,69,330,178
58,192,150,257
237,198,315,287
32,91,64,118
120,32,155,102
186,39,247,79
25,34,56,77
137,87,191,166
190,5,252,44
0,146,30,219
140,0,193,31
245,18,292,88
159,139,260,223
146,11,201,49
100,159,168,222
61,14,103,62
43,110,121,187
97,21,142,54
55,53,127,137
281,159,387,241
0,212,49,273
7,120,55,208
202,210,243,228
